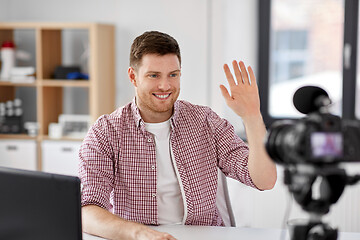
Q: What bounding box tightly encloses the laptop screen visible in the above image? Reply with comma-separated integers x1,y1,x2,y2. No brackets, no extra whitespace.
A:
0,167,82,240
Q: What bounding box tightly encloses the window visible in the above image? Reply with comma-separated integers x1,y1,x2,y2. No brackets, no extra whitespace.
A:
259,0,358,125
273,30,308,83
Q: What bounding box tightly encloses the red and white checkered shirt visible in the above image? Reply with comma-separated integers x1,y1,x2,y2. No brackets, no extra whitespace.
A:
79,99,257,226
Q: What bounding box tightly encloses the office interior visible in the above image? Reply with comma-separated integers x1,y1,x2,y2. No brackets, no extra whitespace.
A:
1,0,360,234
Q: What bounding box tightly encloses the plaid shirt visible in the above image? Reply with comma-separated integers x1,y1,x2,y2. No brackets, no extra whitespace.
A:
79,99,257,226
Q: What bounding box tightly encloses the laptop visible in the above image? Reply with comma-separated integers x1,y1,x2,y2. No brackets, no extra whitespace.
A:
0,167,82,240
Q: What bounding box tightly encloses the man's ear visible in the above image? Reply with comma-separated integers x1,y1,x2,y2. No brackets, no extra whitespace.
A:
128,67,137,87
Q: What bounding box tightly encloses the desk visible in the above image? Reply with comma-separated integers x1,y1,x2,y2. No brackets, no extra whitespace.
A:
83,225,360,240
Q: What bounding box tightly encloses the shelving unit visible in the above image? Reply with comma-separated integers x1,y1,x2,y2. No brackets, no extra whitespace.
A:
0,22,115,171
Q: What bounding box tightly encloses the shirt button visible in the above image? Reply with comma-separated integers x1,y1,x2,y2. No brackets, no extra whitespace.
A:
152,193,156,198
147,138,152,143
151,165,155,170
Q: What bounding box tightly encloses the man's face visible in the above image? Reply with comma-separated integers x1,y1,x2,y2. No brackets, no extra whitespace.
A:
128,53,181,123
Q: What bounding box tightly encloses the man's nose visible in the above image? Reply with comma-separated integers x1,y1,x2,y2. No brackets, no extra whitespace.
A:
158,77,171,90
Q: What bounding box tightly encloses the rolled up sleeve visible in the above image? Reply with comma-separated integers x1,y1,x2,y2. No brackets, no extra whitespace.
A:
79,116,115,211
209,110,258,189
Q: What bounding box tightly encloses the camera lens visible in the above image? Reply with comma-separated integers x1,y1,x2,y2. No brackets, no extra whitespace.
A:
265,120,296,164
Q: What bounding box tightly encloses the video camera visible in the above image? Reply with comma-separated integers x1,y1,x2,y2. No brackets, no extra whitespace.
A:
266,86,360,165
265,86,360,240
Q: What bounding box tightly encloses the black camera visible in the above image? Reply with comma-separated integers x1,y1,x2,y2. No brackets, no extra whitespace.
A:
264,86,360,240
265,86,360,165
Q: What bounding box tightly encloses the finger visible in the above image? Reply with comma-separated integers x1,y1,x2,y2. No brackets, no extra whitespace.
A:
223,64,236,87
162,232,177,240
232,60,243,84
168,234,177,240
248,66,257,87
219,84,232,101
239,61,250,85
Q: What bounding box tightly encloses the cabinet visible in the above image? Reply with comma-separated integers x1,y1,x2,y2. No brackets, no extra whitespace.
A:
0,139,37,170
42,140,81,176
0,22,115,171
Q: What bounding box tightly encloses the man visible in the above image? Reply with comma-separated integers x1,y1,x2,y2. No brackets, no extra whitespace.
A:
79,31,277,240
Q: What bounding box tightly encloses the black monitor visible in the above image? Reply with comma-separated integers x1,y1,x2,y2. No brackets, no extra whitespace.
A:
0,167,82,240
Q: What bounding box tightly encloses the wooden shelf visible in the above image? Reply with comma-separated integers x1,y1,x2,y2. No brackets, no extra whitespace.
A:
0,134,37,140
0,22,107,30
0,22,115,171
0,81,37,87
42,135,85,141
41,80,90,87
0,80,90,87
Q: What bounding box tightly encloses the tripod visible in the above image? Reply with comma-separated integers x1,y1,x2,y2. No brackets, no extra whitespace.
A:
283,165,360,240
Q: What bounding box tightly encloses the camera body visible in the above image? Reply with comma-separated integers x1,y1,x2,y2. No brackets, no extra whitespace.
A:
266,112,360,165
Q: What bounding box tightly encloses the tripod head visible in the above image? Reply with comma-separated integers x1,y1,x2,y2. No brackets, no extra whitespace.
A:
285,165,347,215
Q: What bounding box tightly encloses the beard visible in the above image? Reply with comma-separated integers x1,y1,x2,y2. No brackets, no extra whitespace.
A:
136,88,180,115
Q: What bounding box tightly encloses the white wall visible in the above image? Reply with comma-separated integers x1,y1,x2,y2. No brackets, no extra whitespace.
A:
2,0,208,107
0,0,258,117
0,1,8,20
213,0,259,134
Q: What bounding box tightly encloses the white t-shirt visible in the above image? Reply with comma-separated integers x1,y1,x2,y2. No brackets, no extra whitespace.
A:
144,120,184,224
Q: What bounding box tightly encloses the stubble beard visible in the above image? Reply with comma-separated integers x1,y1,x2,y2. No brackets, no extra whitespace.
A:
137,89,180,115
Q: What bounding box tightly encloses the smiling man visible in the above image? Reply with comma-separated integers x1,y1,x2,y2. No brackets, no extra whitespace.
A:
79,31,277,240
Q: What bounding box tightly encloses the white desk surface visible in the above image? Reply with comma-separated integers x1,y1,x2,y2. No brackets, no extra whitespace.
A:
83,225,360,240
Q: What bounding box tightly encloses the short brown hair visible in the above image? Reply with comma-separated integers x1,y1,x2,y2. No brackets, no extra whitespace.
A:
129,31,181,69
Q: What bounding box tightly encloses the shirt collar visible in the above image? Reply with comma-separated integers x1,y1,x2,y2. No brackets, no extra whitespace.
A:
131,97,143,128
170,100,180,129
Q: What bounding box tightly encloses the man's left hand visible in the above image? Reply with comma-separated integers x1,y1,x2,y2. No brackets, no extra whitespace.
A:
220,60,261,120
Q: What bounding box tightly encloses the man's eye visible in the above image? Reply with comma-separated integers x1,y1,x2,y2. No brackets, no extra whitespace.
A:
170,73,178,77
149,74,158,78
